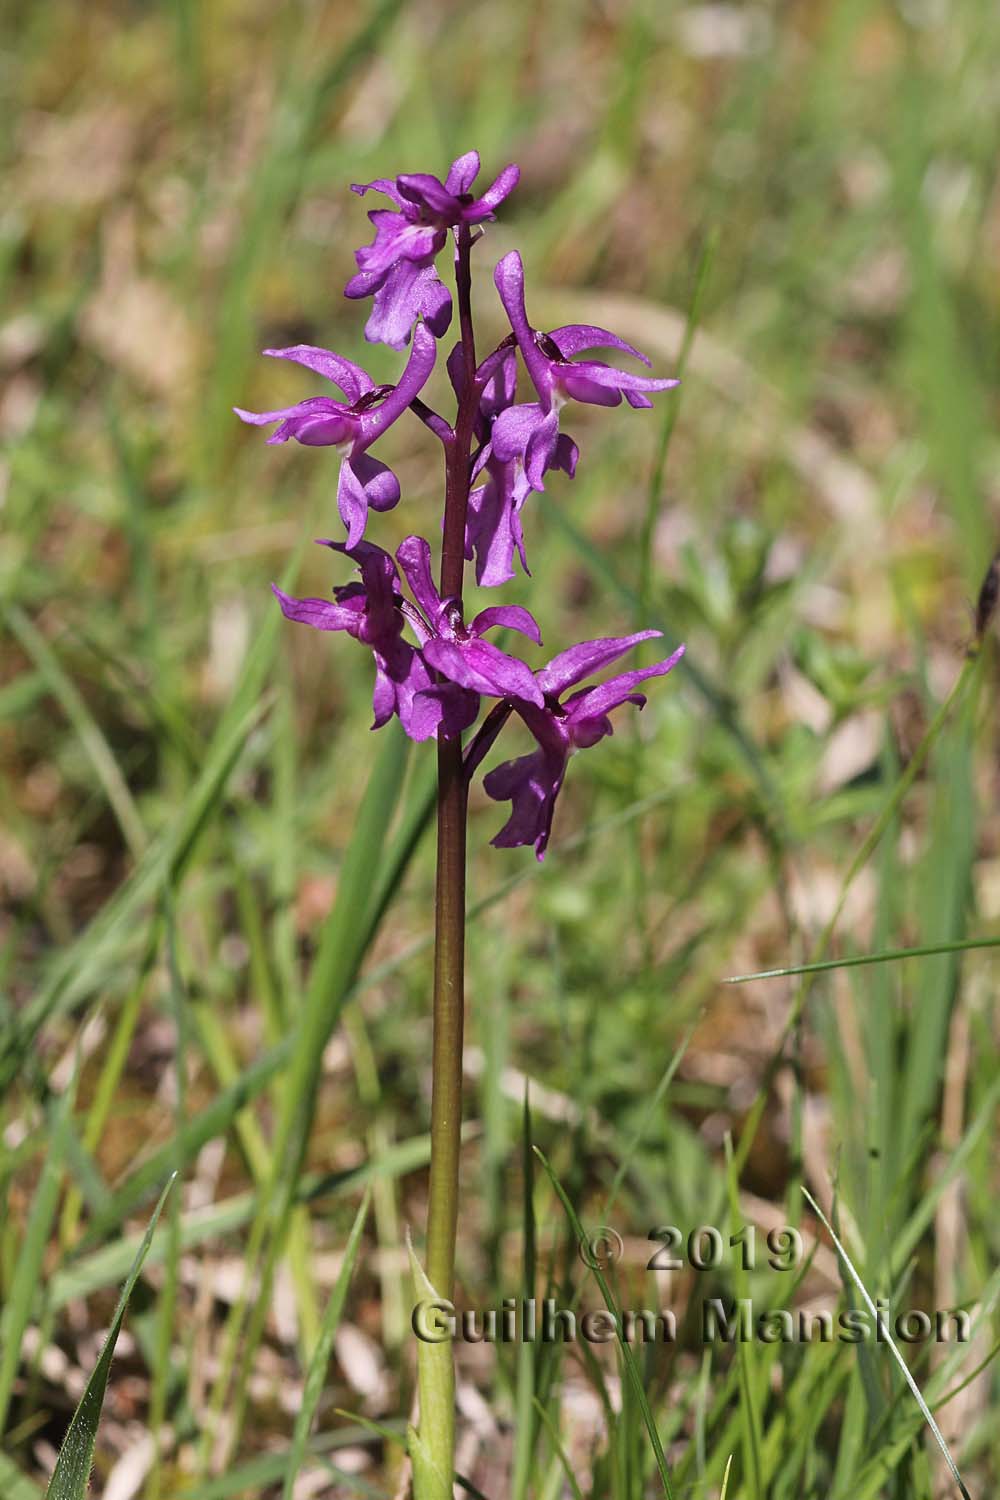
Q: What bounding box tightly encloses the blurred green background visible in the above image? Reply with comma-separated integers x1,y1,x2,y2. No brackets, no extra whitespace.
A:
2,1,1000,1496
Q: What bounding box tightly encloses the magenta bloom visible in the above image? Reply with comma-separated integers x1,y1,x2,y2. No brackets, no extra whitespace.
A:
457,348,578,587
270,535,547,744
346,151,520,350
243,161,688,862
491,250,679,489
235,326,436,548
272,541,438,741
477,633,685,860
394,535,544,736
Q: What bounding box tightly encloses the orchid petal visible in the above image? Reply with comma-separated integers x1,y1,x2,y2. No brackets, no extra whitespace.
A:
396,534,442,625
421,273,453,339
547,323,652,364
234,396,355,447
362,262,449,351
557,371,623,407
493,251,552,397
423,637,543,705
354,216,444,279
560,360,680,394
446,340,468,406
523,408,560,488
337,459,372,549
344,263,385,299
445,150,481,195
553,432,579,477
270,584,361,635
473,341,517,399
471,604,542,644
537,631,663,696
371,659,398,729
351,177,407,207
568,712,618,749
234,403,308,427
409,682,481,741
481,350,518,419
373,639,436,739
484,746,564,860
465,471,529,589
352,544,403,633
563,645,685,722
358,322,437,440
395,172,456,216
466,162,520,218
490,402,549,463
261,345,374,403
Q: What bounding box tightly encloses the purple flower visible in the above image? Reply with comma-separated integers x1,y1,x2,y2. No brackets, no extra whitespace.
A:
395,536,545,730
491,250,679,489
473,632,685,860
456,347,578,587
235,326,436,549
272,540,439,741
269,534,549,745
346,151,520,350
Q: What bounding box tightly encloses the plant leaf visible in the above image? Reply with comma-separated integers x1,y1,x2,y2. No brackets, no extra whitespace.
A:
281,1190,371,1500
43,1176,174,1500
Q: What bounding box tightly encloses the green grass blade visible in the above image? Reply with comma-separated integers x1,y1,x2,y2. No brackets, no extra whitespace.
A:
1,696,268,1088
638,227,718,619
898,705,975,1161
511,1091,536,1500
53,1126,460,1308
726,933,1000,984
82,1035,292,1240
148,893,188,1500
802,1187,971,1500
534,1146,676,1499
281,1190,371,1500
4,605,147,860
531,1398,585,1500
43,1176,174,1500
724,1135,763,1498
124,1423,403,1500
0,1453,43,1500
732,651,981,1177
209,722,413,1462
0,1077,76,1433
543,500,788,836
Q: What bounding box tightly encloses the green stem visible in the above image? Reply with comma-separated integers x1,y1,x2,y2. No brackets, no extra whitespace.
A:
428,221,477,1297
413,223,478,1499
426,735,468,1297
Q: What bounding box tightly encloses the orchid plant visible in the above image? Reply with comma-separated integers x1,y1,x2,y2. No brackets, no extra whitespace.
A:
237,150,683,1498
